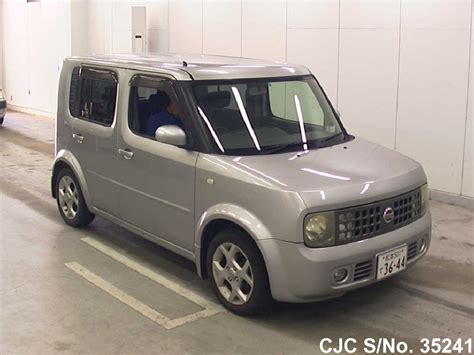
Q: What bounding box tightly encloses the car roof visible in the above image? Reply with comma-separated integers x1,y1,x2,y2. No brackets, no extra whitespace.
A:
64,53,311,81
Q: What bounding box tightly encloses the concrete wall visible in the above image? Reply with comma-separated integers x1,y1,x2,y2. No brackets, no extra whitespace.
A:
1,0,473,202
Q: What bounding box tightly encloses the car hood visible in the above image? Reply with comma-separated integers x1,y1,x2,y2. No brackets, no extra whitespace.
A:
218,137,426,211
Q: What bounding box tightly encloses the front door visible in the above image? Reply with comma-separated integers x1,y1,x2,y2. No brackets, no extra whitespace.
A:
69,66,121,217
116,72,197,251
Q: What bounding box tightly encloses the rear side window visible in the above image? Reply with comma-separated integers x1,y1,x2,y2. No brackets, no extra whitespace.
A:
69,66,118,126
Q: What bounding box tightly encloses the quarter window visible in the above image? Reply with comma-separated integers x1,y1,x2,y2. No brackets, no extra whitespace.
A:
69,66,118,126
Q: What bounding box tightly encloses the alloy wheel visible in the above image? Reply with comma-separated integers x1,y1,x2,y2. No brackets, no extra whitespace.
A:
58,175,79,220
212,242,254,305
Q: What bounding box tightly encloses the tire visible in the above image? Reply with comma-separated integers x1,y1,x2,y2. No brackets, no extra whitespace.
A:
206,228,272,315
0,116,4,125
55,168,95,227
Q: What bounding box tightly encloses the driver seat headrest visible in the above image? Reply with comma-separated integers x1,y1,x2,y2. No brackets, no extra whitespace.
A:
149,90,171,114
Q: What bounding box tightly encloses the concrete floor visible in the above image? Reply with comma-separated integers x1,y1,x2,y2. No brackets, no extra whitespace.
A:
1,110,473,354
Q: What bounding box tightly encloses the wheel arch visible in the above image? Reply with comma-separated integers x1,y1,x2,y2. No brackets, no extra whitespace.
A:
51,160,70,198
51,150,92,210
195,204,272,279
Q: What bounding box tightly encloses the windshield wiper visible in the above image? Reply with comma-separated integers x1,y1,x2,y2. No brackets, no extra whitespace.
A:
258,132,346,155
259,142,307,155
315,132,345,147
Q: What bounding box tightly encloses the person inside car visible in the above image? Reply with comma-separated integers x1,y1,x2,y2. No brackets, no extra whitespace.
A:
146,90,183,137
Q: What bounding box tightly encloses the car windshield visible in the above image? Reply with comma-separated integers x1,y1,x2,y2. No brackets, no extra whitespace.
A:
193,75,346,155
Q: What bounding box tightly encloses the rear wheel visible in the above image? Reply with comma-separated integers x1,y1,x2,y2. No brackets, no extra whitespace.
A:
207,228,272,315
0,116,4,125
56,168,95,227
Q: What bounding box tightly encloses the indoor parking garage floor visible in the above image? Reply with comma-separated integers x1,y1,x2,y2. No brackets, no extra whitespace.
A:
0,111,473,354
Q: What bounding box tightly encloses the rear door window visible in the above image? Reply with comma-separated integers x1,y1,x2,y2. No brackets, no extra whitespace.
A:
69,66,118,126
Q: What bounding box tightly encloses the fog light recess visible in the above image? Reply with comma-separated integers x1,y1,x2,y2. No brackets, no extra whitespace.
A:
333,268,348,283
419,238,426,253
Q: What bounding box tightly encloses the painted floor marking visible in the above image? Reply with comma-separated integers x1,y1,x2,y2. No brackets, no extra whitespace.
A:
80,236,219,309
65,262,222,330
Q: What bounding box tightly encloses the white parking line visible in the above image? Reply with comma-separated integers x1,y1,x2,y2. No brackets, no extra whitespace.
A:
65,262,222,330
81,237,218,309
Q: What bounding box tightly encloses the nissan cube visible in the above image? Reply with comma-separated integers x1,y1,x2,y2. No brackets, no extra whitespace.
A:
52,54,431,315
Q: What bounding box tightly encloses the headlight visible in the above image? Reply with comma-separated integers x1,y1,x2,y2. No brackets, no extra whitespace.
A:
304,212,336,247
421,183,429,215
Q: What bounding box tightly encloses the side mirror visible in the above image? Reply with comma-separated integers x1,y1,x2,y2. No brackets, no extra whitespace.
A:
155,125,187,147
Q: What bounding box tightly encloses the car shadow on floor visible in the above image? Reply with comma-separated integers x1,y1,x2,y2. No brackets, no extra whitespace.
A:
85,216,412,328
51,208,472,344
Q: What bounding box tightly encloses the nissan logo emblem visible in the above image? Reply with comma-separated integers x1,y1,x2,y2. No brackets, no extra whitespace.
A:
383,207,395,223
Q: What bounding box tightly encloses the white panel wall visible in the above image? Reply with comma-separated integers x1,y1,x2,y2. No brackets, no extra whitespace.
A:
397,0,471,195
3,1,31,108
462,23,473,198
338,29,399,148
397,30,470,195
287,0,339,103
287,29,339,102
401,0,471,30
112,0,131,52
2,0,473,200
287,0,339,28
147,0,169,53
242,0,286,61
169,0,202,53
71,0,89,56
0,0,4,90
2,0,70,115
89,0,113,53
340,0,400,29
203,0,241,56
337,0,400,149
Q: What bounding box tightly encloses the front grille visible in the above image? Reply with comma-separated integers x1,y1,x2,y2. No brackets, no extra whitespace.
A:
393,192,421,225
353,260,373,282
336,188,422,245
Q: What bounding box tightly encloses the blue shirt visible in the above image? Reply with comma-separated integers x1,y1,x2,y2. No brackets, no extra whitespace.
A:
146,110,182,136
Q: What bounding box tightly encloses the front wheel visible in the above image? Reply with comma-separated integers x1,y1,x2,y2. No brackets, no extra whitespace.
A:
56,168,95,227
207,229,272,315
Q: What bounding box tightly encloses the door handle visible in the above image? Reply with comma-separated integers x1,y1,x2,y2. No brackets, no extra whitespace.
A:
118,148,134,160
72,133,84,144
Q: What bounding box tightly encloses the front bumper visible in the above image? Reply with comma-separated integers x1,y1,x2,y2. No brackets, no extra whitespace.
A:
258,211,431,303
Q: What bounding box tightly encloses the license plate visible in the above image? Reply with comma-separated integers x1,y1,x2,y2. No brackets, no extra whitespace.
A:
376,245,407,280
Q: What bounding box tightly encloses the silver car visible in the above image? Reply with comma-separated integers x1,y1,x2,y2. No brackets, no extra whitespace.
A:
0,90,6,125
52,54,431,315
